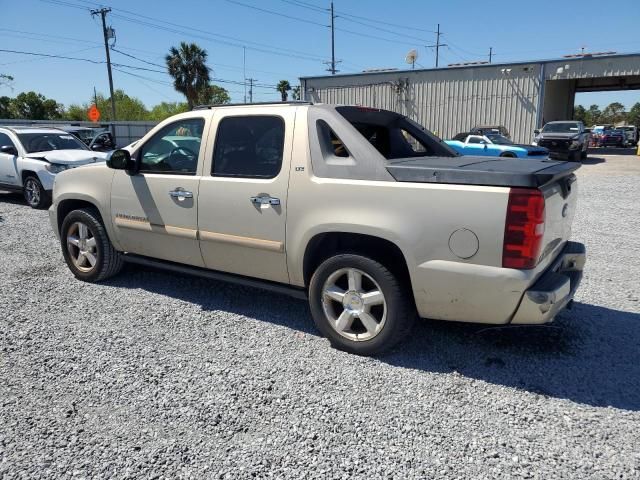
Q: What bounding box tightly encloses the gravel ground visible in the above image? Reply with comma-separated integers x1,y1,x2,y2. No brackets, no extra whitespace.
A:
1,154,639,479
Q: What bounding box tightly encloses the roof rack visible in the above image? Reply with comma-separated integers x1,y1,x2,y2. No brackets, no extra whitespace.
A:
192,100,312,110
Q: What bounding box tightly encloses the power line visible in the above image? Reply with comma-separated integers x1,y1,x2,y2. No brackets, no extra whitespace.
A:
0,48,106,64
225,0,327,27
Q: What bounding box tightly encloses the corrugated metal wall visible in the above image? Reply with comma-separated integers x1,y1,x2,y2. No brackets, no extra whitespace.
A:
303,65,542,143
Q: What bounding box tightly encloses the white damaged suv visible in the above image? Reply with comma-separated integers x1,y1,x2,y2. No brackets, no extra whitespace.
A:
0,126,107,208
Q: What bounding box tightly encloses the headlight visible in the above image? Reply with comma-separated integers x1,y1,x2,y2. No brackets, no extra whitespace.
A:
45,163,68,174
570,140,580,149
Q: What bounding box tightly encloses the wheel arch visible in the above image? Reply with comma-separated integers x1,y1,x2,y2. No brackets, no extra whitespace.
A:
56,198,104,234
302,232,413,296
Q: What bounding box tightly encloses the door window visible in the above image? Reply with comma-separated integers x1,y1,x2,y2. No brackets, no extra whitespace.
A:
139,118,204,175
0,132,16,151
212,116,284,178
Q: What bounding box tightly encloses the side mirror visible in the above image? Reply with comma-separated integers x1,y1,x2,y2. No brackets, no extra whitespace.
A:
534,129,540,135
106,149,133,170
0,145,18,156
91,143,104,151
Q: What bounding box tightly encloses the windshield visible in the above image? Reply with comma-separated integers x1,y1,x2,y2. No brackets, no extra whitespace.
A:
68,129,98,143
17,132,89,153
542,122,580,133
486,134,513,145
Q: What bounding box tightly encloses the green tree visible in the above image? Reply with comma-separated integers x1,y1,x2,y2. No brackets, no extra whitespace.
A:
601,102,626,125
0,96,13,118
95,90,148,121
148,101,189,121
585,104,602,126
627,102,640,127
276,80,291,102
10,91,63,119
65,103,87,121
196,84,230,106
166,42,210,109
573,105,587,124
292,85,301,101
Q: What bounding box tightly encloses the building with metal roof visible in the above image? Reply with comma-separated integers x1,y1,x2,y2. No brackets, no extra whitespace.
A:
300,53,640,143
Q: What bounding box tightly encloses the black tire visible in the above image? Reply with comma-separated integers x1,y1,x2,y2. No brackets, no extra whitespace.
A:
60,208,124,282
308,254,415,356
569,150,581,162
581,148,588,160
23,175,50,209
499,152,516,158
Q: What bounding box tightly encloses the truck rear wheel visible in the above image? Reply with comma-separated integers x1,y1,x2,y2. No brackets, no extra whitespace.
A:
308,254,415,356
60,208,123,282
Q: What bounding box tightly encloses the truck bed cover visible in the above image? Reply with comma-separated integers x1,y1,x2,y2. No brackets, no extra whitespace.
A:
386,156,580,188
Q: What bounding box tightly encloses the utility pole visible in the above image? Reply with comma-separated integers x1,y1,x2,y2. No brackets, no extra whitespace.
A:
246,78,255,103
323,2,340,74
426,23,447,68
489,47,493,64
330,1,336,74
243,46,247,103
91,7,116,125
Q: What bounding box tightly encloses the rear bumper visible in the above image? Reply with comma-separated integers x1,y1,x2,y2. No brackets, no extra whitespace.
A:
510,241,586,325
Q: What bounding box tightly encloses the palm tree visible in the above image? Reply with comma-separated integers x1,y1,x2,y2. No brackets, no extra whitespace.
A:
276,80,291,102
166,42,210,109
292,85,301,101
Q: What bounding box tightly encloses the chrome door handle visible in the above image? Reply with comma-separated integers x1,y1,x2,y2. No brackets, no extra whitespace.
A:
169,188,193,201
250,195,280,206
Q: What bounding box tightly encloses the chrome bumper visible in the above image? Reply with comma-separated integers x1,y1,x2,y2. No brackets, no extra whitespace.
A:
511,241,586,325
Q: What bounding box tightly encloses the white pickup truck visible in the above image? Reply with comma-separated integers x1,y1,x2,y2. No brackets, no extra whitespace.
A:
49,103,585,355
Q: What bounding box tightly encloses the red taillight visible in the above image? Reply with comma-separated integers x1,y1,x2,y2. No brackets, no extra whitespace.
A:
502,188,545,269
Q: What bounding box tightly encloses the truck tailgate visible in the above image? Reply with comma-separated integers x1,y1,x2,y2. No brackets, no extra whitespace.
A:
386,156,580,188
538,173,578,267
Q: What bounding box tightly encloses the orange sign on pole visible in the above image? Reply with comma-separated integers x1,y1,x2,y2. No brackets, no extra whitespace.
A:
88,104,101,123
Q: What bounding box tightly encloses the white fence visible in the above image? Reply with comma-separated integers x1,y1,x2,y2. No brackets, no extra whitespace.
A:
0,119,158,146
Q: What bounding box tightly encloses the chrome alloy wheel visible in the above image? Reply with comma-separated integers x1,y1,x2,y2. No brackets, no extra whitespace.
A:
24,178,41,206
321,268,387,341
66,222,98,272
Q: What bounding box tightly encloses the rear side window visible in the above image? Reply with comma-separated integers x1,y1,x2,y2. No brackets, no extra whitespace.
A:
317,120,350,158
335,106,457,159
212,116,284,178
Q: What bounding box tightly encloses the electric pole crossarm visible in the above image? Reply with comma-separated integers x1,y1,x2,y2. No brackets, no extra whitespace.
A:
425,23,447,68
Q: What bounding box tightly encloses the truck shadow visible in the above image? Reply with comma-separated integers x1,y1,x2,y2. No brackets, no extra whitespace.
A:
106,267,640,411
383,302,640,411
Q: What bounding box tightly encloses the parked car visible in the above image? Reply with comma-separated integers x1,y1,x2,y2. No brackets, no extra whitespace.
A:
469,125,511,139
596,129,626,147
532,121,590,161
0,126,107,208
59,126,117,152
447,133,548,158
617,125,638,146
49,104,585,355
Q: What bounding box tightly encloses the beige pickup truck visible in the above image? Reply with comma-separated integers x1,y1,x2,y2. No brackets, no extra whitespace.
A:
49,103,585,355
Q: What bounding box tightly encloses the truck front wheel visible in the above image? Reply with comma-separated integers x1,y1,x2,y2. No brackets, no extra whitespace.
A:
308,254,415,356
60,208,124,282
23,175,50,209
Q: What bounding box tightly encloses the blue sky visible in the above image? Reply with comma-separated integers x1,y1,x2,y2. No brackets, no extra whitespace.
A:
2,0,639,110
